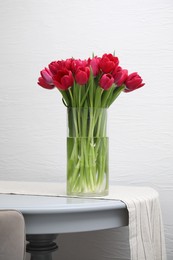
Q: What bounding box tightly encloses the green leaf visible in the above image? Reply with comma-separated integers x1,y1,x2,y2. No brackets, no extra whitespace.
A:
101,85,115,108
60,90,70,107
68,88,74,107
88,71,94,107
94,87,103,108
80,84,90,107
107,85,125,107
73,82,78,107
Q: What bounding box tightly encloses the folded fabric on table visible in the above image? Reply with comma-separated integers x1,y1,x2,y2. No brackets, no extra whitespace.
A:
0,181,167,260
107,186,167,260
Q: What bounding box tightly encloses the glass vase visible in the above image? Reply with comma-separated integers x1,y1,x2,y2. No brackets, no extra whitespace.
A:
67,107,109,196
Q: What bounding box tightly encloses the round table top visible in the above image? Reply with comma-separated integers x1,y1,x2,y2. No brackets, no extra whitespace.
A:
0,193,126,213
0,193,128,234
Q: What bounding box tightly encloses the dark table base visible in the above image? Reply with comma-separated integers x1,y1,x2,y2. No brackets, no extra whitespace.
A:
26,234,58,260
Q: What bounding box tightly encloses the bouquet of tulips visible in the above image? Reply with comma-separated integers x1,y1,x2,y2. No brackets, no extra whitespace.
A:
38,53,144,195
38,53,144,107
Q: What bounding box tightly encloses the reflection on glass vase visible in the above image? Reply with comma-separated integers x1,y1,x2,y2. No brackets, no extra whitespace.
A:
67,107,109,197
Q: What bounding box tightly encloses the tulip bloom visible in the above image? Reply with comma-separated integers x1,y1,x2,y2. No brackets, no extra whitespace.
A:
99,74,114,90
53,69,74,90
41,68,53,84
125,72,145,92
38,68,55,89
49,61,65,75
75,67,90,85
64,58,74,71
89,57,100,76
99,53,119,73
113,67,128,86
38,77,55,89
38,53,145,106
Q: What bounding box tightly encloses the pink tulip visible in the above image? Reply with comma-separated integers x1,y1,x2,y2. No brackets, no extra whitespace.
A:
89,57,100,76
38,77,55,89
38,68,54,89
41,68,53,84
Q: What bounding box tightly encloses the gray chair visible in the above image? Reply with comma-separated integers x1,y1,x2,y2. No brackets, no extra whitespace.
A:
0,210,25,260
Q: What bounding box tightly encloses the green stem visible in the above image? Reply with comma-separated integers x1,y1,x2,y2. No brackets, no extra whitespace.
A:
67,107,108,195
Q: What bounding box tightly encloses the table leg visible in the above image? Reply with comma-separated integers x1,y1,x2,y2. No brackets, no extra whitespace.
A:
26,234,58,260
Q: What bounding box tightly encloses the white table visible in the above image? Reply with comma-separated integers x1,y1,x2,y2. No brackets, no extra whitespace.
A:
0,193,128,260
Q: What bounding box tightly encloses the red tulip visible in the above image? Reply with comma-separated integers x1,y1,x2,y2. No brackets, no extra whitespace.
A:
113,66,128,86
71,59,88,73
53,69,74,90
125,72,145,92
64,58,74,71
99,74,114,90
99,53,119,73
75,66,90,85
49,61,65,75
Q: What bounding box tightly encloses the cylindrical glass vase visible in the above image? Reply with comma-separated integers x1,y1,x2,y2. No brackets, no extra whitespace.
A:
67,107,109,196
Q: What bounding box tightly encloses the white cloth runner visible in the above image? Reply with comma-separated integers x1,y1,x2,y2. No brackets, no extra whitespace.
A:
0,181,167,260
107,186,167,260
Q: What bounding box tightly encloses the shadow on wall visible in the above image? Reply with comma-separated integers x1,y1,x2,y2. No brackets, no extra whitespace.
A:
25,227,130,260
55,227,130,260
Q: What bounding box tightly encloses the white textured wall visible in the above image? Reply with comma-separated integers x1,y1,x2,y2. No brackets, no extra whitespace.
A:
0,0,173,259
